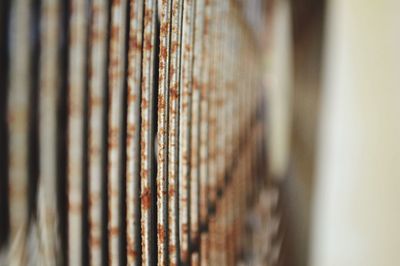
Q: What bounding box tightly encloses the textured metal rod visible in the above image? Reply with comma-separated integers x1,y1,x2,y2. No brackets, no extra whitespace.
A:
215,0,226,194
88,0,109,264
126,0,144,264
7,0,31,263
178,0,195,263
206,0,217,207
107,0,128,264
198,0,210,227
68,0,88,264
167,0,184,264
189,0,204,249
140,0,157,264
37,0,61,264
156,0,172,264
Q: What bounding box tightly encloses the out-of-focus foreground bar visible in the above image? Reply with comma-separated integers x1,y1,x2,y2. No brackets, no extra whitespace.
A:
0,0,281,265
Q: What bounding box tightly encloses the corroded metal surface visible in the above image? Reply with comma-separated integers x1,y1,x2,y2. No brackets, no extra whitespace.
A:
190,0,205,251
7,1,31,263
126,0,144,264
88,0,108,265
0,0,272,265
178,0,195,263
37,0,61,264
68,0,88,264
140,0,157,265
167,0,184,265
156,0,172,264
107,0,128,264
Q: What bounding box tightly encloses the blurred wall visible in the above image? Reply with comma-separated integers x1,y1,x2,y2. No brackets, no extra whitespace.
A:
266,0,325,265
310,0,400,265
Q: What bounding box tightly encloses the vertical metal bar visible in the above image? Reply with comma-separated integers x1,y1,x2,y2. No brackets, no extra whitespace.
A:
67,0,88,264
225,9,233,176
37,0,61,264
88,0,108,264
189,0,204,250
7,0,31,263
167,0,183,265
140,0,156,264
198,0,210,228
215,0,225,195
156,0,172,264
107,0,128,264
126,0,144,264
178,0,195,263
206,0,217,207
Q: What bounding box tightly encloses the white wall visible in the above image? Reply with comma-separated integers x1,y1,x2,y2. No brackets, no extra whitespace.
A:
310,0,400,265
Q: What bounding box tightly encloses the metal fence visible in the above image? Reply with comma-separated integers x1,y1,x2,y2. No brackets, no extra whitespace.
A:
0,0,275,265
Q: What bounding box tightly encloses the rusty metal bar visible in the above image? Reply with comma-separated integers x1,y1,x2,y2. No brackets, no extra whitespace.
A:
178,0,195,263
37,0,62,264
140,0,157,265
126,0,144,264
198,0,211,229
167,0,184,265
88,0,109,264
7,1,31,263
190,0,205,251
156,0,172,264
107,0,128,264
68,0,88,265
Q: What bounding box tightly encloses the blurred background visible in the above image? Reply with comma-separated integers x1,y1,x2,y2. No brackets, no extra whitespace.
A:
265,0,400,265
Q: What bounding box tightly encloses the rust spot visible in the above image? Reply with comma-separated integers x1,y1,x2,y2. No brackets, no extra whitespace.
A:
169,66,175,79
185,44,190,53
192,79,199,90
171,43,179,53
90,236,101,247
128,92,137,103
168,187,175,197
68,201,81,213
181,250,189,262
88,192,100,207
143,38,152,50
161,23,169,35
169,245,176,254
142,98,149,109
160,46,168,60
89,95,102,107
158,95,165,110
141,188,151,209
108,127,119,148
91,29,102,41
127,248,138,259
182,224,188,233
131,37,141,50
158,224,165,243
111,26,119,39
170,87,178,99
109,227,119,236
